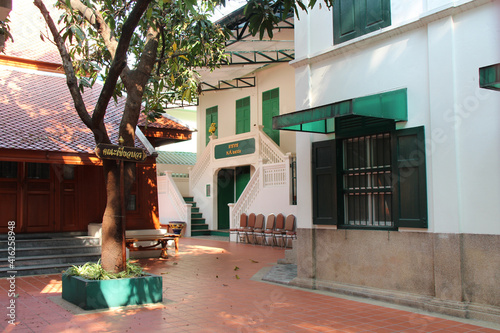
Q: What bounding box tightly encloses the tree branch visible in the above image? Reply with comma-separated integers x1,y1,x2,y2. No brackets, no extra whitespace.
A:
68,0,118,60
33,0,93,130
90,0,153,132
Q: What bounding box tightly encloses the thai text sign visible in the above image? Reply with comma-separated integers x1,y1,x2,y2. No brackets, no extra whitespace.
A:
95,144,147,162
214,138,255,159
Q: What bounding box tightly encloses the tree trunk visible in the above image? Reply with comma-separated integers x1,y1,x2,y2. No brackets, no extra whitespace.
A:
100,158,137,273
100,159,123,272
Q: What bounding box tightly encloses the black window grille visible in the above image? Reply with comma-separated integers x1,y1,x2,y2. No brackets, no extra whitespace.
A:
342,133,393,227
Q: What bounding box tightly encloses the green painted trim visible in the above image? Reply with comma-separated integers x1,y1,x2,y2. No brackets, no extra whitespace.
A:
214,138,256,159
479,63,500,91
62,273,163,310
236,96,251,134
333,0,391,44
273,89,407,134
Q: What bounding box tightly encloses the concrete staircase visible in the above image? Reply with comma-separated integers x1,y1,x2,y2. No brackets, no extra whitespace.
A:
0,233,101,277
183,197,210,236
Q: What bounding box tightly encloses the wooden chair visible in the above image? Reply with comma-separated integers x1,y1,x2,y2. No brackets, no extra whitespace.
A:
250,214,265,245
272,213,285,247
230,213,247,243
260,214,275,246
243,213,256,243
282,214,296,248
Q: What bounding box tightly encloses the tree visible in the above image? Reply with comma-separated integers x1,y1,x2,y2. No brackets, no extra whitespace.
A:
31,0,333,274
33,0,228,273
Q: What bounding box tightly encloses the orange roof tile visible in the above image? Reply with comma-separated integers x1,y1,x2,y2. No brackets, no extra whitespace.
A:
3,2,63,65
137,112,192,131
0,2,192,155
0,68,125,154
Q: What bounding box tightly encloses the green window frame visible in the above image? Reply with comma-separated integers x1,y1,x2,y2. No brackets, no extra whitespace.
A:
333,0,391,44
312,124,427,229
262,88,280,145
236,97,251,134
206,106,218,145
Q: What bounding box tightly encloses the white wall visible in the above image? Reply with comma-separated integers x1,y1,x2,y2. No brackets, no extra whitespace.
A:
293,0,500,234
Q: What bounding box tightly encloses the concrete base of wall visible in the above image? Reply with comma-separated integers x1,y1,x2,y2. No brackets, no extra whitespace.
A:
291,276,500,324
293,228,500,324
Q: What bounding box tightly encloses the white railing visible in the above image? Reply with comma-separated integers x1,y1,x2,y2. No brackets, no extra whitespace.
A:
189,126,291,234
263,163,287,187
158,173,192,236
229,167,262,228
258,131,285,164
229,155,291,229
189,137,214,189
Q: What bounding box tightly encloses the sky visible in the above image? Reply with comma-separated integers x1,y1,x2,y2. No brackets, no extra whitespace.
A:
209,0,248,21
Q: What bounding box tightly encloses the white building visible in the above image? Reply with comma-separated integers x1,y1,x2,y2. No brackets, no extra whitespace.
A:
160,7,299,236
271,0,499,323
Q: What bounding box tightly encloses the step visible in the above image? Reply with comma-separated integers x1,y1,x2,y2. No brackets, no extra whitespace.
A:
191,212,203,219
0,261,100,278
191,207,200,213
191,224,209,231
0,245,101,258
191,230,211,236
0,236,100,249
209,230,230,237
183,197,194,202
0,253,101,268
191,218,206,225
0,232,88,241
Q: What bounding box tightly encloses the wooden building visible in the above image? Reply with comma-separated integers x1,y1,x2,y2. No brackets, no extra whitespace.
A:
0,2,192,234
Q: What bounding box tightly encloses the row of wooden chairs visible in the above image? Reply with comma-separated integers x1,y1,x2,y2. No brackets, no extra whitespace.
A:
230,213,297,247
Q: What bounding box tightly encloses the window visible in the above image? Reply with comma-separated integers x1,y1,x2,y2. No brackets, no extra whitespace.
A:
333,0,391,44
206,106,218,145
312,122,427,229
27,163,50,179
63,165,75,180
0,162,17,178
342,133,393,227
236,97,251,134
262,88,280,145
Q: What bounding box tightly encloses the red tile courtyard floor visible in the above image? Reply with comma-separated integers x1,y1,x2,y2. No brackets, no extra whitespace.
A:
1,237,499,333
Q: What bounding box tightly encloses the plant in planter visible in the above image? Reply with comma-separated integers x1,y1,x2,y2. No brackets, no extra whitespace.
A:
62,261,163,310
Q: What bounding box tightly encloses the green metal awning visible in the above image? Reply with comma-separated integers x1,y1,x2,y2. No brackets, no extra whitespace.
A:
479,64,500,91
273,89,408,133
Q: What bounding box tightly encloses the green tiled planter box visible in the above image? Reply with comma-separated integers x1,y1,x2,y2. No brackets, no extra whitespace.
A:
62,273,163,310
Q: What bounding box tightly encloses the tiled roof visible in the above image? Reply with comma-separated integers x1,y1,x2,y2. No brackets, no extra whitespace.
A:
3,2,63,65
0,2,193,155
138,113,192,131
156,151,197,165
0,68,126,154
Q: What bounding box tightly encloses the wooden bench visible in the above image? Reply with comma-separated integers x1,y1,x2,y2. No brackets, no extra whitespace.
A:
125,234,180,259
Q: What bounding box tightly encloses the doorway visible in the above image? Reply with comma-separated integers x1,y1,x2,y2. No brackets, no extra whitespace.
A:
217,166,251,230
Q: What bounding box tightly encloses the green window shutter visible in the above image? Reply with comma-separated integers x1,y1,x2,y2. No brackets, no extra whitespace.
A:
206,106,218,145
334,0,391,44
312,139,337,225
262,88,280,145
394,126,427,228
236,97,250,134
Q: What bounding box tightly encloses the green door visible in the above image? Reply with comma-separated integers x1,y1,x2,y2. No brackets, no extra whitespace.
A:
206,106,218,145
235,166,251,201
217,169,234,230
236,97,251,134
262,88,280,145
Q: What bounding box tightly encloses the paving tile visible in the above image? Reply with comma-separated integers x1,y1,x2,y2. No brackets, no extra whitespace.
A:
0,238,499,333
